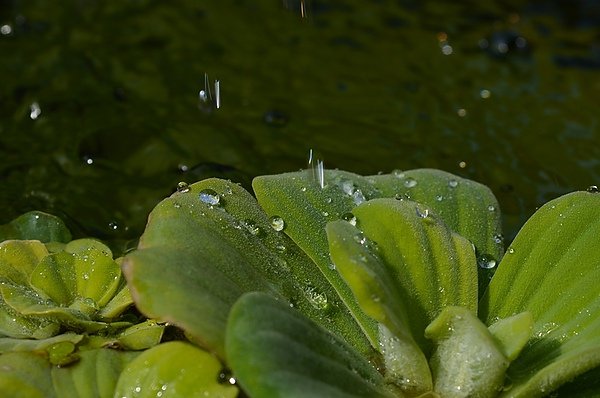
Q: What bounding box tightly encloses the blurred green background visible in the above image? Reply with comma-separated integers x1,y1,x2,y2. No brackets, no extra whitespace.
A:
1,0,598,245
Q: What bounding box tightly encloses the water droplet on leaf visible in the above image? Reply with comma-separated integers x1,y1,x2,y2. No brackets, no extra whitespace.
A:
587,185,599,193
269,216,285,231
304,284,329,310
404,177,417,188
176,182,190,193
448,179,458,188
198,189,220,206
342,212,357,226
477,254,497,269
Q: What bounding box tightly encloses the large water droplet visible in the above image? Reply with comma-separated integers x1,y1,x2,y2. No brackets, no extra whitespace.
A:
176,181,190,193
587,185,599,193
477,254,497,269
269,216,285,231
404,177,417,188
488,204,496,212
198,189,220,206
448,179,458,188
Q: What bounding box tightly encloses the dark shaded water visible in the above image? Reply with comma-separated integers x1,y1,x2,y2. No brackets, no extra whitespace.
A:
1,0,599,247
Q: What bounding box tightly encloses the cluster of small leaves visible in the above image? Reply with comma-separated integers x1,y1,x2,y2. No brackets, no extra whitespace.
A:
0,212,175,397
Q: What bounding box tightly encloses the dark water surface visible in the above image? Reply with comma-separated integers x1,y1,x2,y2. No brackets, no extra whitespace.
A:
1,1,599,246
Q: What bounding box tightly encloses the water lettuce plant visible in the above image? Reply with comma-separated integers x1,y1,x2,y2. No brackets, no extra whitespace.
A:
0,169,598,397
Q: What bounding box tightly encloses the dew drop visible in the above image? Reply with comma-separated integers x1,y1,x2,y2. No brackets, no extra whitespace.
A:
404,177,417,188
176,181,190,193
416,207,429,218
477,255,497,269
198,189,220,206
354,233,367,245
392,169,405,178
328,263,336,270
508,247,515,254
342,212,357,226
217,369,236,385
587,185,599,193
304,284,329,310
108,221,118,231
493,234,504,244
269,216,285,231
173,203,181,209
275,244,286,253
243,220,262,236
488,204,496,212
448,179,458,188
82,273,90,280
435,194,444,201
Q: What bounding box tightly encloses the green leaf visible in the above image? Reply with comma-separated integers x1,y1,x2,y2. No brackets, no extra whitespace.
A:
114,320,165,350
0,240,49,286
0,352,54,398
52,348,139,398
332,199,478,350
480,191,600,397
0,333,83,354
253,170,384,348
0,211,71,243
226,292,395,398
114,341,237,398
368,169,503,260
124,178,371,358
488,312,534,361
425,306,509,397
368,169,503,294
326,217,432,394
